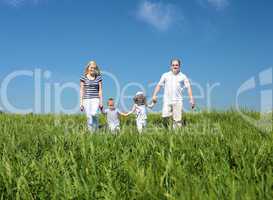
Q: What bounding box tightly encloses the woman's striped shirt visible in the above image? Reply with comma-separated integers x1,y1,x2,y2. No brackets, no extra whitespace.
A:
80,75,102,99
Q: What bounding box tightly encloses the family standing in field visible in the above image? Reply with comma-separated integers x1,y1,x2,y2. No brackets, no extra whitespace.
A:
80,58,195,133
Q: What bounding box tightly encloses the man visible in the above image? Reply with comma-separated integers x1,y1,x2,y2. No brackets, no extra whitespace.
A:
152,58,195,128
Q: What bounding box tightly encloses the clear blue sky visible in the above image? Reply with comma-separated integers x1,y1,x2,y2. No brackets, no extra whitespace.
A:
0,0,272,113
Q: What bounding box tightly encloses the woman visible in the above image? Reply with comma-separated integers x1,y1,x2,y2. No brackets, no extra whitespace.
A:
80,61,103,132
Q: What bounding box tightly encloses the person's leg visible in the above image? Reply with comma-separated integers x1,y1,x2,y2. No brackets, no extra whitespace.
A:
114,125,120,133
173,101,183,129
136,120,145,133
92,115,99,130
162,103,172,129
142,120,147,132
109,123,119,133
108,123,115,132
83,99,94,132
89,98,100,132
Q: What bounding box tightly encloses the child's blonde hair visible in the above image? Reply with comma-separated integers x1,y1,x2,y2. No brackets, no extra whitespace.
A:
84,60,101,77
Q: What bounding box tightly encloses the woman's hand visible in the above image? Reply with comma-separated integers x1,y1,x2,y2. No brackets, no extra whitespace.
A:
99,102,103,110
80,104,84,112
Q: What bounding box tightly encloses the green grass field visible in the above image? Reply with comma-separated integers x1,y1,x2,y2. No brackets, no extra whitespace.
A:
0,111,272,199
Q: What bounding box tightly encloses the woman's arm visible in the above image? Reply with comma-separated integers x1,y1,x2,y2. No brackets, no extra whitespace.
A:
80,81,84,110
98,81,103,108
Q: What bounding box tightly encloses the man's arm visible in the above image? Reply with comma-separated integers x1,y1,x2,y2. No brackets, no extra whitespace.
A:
152,84,161,103
185,78,195,109
188,86,195,108
152,74,165,103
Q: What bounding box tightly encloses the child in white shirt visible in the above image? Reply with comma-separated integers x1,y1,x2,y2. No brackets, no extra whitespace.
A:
101,98,127,132
127,91,155,133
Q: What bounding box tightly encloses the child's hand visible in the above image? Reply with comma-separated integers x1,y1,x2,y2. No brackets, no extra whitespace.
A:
123,112,132,117
147,102,155,109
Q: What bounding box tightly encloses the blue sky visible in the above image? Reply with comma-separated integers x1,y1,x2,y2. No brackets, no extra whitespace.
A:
0,0,272,113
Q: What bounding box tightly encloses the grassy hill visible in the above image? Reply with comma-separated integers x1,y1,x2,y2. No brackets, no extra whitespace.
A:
0,111,272,199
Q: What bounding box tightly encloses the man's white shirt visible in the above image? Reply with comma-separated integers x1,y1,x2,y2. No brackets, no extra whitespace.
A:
158,71,190,104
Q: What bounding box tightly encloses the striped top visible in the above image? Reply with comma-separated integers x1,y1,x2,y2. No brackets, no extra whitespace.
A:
80,75,102,99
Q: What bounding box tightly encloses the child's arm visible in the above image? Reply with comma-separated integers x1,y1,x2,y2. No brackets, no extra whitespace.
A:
147,101,155,109
100,107,107,115
123,105,136,116
118,111,128,117
116,108,129,117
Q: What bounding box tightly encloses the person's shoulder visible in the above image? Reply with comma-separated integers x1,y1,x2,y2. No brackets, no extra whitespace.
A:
161,71,171,78
80,74,86,78
179,72,188,79
96,75,102,81
80,74,86,81
164,71,172,76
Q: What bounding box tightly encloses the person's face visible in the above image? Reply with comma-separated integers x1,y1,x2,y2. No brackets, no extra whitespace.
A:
88,62,97,75
108,100,115,110
171,60,180,75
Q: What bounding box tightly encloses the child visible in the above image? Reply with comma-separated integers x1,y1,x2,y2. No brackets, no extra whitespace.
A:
127,91,155,133
101,98,127,132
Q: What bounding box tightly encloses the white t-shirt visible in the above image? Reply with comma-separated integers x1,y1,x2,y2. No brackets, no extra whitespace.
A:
105,108,120,127
134,104,147,122
158,71,190,104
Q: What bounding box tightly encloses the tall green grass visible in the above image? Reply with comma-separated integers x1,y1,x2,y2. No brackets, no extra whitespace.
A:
0,111,272,199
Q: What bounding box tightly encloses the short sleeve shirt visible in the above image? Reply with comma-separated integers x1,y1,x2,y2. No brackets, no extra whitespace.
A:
158,71,190,104
105,108,120,126
80,75,102,99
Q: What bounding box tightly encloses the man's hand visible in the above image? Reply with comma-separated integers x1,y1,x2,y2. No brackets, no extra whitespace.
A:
152,95,158,104
190,99,195,109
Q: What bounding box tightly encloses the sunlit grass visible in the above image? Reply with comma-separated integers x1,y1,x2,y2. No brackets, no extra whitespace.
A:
0,111,272,199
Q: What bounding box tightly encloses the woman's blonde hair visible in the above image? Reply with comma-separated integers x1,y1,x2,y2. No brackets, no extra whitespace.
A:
84,61,101,77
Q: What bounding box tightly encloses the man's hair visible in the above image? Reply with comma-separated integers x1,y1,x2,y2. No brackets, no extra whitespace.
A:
108,98,114,103
170,58,182,66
